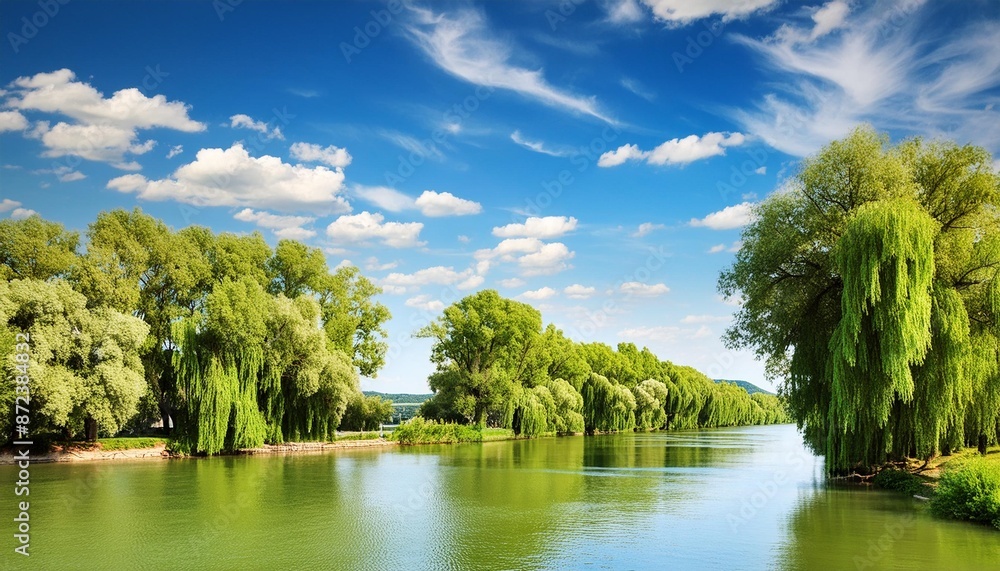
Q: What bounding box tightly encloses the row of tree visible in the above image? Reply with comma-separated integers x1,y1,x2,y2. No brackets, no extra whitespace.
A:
0,210,392,452
721,126,1000,473
415,290,789,437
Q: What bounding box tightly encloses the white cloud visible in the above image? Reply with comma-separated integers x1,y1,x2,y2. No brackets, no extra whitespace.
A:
599,132,745,167
620,282,670,296
632,222,664,238
290,142,352,168
233,208,316,240
107,143,350,213
10,208,37,220
605,0,645,23
7,69,203,169
475,236,575,277
510,130,572,157
810,1,850,40
167,145,183,159
405,8,614,123
0,199,22,213
415,190,482,217
493,216,578,239
564,284,596,299
735,3,1000,157
500,278,525,288
618,326,681,342
520,287,557,300
518,242,574,275
58,170,85,182
230,114,284,140
9,69,204,131
638,0,778,24
458,235,472,243
754,166,766,175
382,266,472,291
691,202,755,230
326,211,424,248
620,77,655,101
335,259,354,270
365,257,399,272
405,294,445,312
0,111,28,132
708,244,727,254
353,185,416,212
457,274,485,290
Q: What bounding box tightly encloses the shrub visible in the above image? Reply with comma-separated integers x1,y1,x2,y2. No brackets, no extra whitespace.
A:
873,468,930,496
98,437,168,451
390,417,482,445
930,458,1000,530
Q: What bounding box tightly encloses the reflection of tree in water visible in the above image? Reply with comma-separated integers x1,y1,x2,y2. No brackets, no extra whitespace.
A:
778,486,1000,571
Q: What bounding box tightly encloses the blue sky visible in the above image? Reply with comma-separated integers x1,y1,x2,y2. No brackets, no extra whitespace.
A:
2,0,999,393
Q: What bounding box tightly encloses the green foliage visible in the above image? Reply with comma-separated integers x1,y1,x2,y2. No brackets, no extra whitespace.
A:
417,290,543,424
340,394,394,431
390,416,483,445
98,437,169,451
633,379,668,430
0,215,79,281
872,469,931,496
721,126,1000,473
930,458,1000,529
0,279,148,439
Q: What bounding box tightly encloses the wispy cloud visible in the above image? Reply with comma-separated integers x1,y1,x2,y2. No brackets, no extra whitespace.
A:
735,1,1000,156
404,6,615,124
510,130,573,157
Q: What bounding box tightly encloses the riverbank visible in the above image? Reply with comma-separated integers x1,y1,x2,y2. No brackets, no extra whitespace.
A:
0,437,401,465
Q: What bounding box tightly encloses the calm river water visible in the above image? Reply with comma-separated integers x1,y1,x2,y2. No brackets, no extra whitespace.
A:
2,424,998,570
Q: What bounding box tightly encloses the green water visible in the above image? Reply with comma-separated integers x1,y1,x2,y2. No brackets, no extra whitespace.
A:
2,425,998,570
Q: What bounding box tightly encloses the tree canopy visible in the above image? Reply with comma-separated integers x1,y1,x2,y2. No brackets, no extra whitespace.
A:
720,126,1000,473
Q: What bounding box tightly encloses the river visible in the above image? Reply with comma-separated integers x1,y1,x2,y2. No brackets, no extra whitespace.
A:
2,424,998,570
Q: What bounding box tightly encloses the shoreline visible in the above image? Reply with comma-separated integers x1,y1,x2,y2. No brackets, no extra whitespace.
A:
0,438,401,465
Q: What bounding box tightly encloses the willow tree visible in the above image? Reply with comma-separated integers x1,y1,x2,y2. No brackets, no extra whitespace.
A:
417,290,543,425
720,126,1000,472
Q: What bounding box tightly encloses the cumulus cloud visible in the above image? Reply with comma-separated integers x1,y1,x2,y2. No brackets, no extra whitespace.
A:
107,143,350,213
415,190,482,217
0,111,28,132
620,282,670,296
326,211,424,248
233,208,316,240
617,325,682,342
475,236,575,276
637,0,778,24
0,199,22,212
167,145,183,159
500,278,526,288
405,294,445,312
564,284,596,299
691,202,755,230
6,69,204,169
493,216,577,239
405,7,613,123
364,257,399,272
599,132,745,167
381,266,474,291
631,222,664,238
10,208,37,219
290,142,352,168
230,114,284,140
520,287,557,300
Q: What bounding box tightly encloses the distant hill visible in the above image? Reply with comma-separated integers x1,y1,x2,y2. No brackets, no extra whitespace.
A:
714,379,774,396
362,392,433,404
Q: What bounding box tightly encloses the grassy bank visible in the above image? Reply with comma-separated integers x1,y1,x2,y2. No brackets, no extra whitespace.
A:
875,447,1000,531
98,437,170,451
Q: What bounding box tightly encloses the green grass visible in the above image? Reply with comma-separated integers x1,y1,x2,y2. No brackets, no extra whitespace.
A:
334,432,385,441
481,427,515,441
98,437,169,451
930,457,1000,530
390,417,484,445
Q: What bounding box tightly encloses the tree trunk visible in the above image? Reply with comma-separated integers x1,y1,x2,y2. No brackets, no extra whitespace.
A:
978,433,988,455
84,415,99,442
